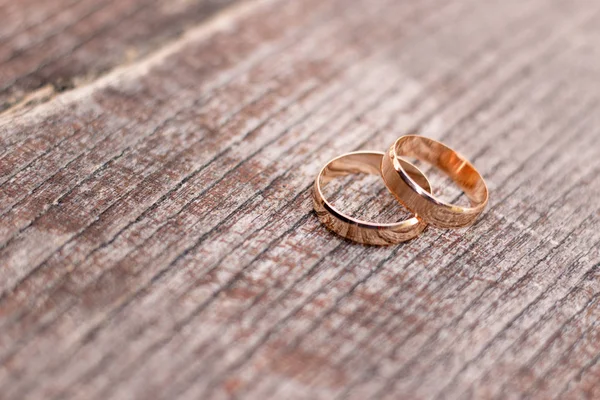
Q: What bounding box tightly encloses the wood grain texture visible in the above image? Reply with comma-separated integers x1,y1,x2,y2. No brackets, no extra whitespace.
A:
1,0,600,398
0,0,240,112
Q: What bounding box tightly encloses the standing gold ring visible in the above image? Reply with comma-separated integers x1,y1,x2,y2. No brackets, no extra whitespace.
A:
313,151,432,245
381,135,488,229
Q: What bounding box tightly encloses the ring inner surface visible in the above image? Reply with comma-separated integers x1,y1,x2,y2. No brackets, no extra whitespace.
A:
319,152,429,227
320,152,381,188
396,136,487,206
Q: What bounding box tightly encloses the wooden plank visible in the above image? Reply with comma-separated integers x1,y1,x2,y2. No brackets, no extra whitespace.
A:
1,0,600,398
0,0,241,112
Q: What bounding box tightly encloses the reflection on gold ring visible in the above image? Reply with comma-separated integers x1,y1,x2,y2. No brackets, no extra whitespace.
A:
313,151,431,245
381,135,488,229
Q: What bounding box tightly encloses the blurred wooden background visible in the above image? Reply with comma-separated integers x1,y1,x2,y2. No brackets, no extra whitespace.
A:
1,0,600,398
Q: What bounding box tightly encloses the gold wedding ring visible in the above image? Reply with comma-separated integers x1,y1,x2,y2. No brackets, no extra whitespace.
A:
381,135,488,229
313,151,432,245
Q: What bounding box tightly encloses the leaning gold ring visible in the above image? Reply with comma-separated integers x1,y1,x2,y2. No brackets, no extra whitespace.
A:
313,151,432,245
381,135,488,229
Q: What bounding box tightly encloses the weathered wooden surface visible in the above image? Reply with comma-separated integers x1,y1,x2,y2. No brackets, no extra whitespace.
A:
0,0,240,111
1,0,600,398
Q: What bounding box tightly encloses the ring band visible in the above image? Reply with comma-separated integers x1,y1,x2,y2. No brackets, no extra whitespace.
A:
313,151,432,245
381,135,488,229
